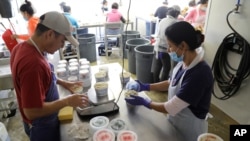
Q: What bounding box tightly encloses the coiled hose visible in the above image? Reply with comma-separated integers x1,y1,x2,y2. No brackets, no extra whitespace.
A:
212,10,250,100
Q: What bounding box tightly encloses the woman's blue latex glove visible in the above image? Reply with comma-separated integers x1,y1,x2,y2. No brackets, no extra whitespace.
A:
125,95,152,109
125,80,150,92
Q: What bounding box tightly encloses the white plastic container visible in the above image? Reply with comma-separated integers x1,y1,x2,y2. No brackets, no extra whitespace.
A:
69,62,79,68
80,65,90,72
56,68,67,78
108,118,127,135
0,122,10,141
90,116,110,135
117,130,138,141
197,133,223,141
68,66,79,75
57,63,67,69
95,72,106,82
79,58,87,63
120,72,131,85
79,70,91,87
99,66,109,79
58,59,67,65
80,60,90,66
93,129,115,141
94,82,108,96
69,58,78,63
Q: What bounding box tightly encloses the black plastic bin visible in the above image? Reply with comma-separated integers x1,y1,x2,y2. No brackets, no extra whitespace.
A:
122,31,140,59
135,45,154,83
78,34,96,62
126,38,150,74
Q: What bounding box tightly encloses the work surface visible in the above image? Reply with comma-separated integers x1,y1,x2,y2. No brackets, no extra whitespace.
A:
59,63,179,141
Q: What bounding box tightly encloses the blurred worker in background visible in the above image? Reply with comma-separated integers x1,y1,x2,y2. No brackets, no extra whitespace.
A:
125,21,213,141
106,2,126,23
154,0,169,21
62,5,79,38
11,0,39,41
184,0,209,32
152,5,181,83
101,0,109,14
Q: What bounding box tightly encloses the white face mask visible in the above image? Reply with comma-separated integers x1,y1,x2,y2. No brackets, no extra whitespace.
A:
200,7,207,11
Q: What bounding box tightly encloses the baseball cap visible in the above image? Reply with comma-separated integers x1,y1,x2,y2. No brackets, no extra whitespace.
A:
39,11,79,47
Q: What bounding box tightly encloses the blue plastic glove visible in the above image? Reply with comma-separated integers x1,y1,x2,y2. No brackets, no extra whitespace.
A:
125,80,150,92
125,95,152,109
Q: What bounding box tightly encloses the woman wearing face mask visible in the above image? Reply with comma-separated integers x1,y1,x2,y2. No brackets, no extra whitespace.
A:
184,0,208,32
125,21,213,141
11,0,39,41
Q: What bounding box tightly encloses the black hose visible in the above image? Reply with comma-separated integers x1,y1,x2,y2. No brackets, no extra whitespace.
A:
212,9,250,100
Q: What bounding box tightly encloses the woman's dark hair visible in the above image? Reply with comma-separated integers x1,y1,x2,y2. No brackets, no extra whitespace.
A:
112,2,119,9
189,0,196,7
167,6,180,18
165,21,204,50
20,0,34,16
102,0,107,5
199,0,208,4
63,5,71,13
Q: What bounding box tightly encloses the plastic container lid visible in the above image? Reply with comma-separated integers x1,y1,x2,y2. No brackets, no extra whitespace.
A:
69,62,79,67
56,68,67,77
90,116,110,135
57,63,67,68
117,130,138,141
80,60,90,66
108,118,127,135
93,129,115,141
69,58,78,63
58,60,67,64
197,133,223,141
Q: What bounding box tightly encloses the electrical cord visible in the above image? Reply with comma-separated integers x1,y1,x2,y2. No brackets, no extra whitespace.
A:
212,6,250,100
113,0,132,109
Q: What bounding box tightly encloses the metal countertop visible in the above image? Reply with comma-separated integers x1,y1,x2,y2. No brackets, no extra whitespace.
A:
59,63,179,141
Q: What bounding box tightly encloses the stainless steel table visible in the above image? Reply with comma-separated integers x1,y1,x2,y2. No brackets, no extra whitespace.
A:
59,63,179,141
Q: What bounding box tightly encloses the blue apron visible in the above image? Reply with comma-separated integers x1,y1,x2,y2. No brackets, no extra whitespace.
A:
24,63,60,141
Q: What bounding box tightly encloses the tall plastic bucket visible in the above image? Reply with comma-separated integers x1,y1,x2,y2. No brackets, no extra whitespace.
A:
135,45,154,83
122,31,140,59
78,34,96,62
126,38,150,74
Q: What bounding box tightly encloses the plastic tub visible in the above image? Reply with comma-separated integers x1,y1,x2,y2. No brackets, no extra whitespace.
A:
135,45,154,83
78,34,96,62
126,38,150,74
90,116,110,135
122,31,140,59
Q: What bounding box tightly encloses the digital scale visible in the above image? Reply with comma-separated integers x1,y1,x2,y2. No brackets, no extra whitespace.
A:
76,87,119,118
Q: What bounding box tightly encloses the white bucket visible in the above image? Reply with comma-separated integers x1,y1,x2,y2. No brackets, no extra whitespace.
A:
0,122,10,141
197,133,223,141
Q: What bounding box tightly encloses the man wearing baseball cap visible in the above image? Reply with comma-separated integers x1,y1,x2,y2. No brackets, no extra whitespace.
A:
10,11,88,141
